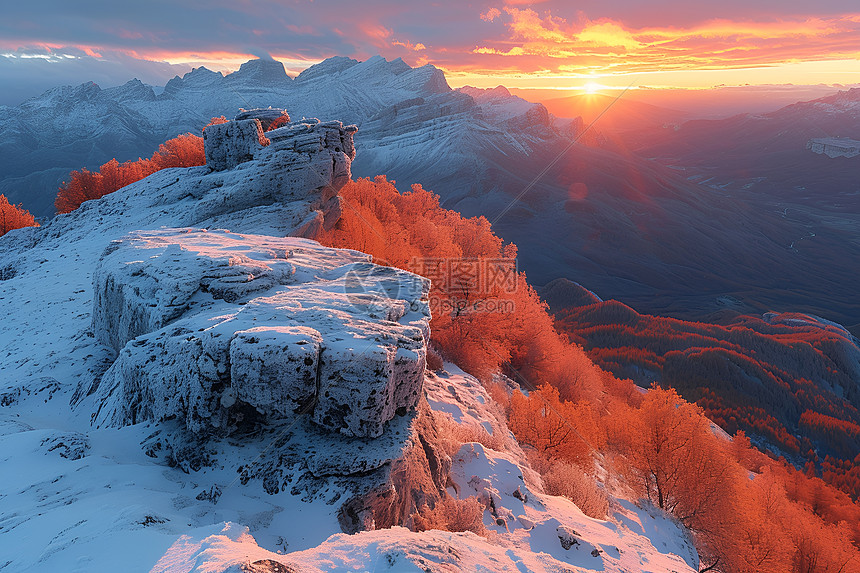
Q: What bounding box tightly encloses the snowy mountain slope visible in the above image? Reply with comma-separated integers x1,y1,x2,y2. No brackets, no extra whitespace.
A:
144,368,698,573
0,119,361,571
0,114,439,570
0,113,698,572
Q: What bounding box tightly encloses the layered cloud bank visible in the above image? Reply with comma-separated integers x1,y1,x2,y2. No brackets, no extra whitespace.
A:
3,1,860,104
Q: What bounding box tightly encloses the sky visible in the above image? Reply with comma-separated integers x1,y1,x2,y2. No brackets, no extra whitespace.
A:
2,0,860,106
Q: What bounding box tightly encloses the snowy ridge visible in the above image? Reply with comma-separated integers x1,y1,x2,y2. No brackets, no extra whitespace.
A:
0,105,697,571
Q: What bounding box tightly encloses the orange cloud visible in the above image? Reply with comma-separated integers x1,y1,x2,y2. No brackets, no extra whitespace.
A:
393,39,426,51
466,7,860,77
481,8,502,22
359,22,394,45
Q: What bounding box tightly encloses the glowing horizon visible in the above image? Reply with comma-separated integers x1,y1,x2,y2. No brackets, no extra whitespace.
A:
2,2,860,104
4,41,859,95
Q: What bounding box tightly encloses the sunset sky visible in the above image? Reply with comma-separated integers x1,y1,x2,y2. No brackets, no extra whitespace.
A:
2,0,860,105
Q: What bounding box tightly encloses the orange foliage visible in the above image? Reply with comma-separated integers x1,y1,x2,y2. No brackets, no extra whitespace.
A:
266,114,290,131
518,383,860,572
149,133,205,168
0,195,39,236
317,176,606,401
557,299,860,501
509,385,604,467
541,459,610,519
800,410,860,459
411,496,488,537
614,387,739,527
205,116,229,129
55,124,217,213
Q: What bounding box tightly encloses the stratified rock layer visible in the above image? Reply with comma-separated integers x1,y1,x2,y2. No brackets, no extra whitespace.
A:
196,117,356,238
93,229,430,438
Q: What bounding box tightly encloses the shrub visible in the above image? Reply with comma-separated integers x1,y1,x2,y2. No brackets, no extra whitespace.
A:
55,133,205,213
412,496,488,537
434,412,505,457
426,345,444,372
542,460,609,520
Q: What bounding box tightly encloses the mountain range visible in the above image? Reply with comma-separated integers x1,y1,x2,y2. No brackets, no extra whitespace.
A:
2,56,859,334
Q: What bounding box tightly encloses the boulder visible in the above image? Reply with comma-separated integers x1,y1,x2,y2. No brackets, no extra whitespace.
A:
92,229,431,438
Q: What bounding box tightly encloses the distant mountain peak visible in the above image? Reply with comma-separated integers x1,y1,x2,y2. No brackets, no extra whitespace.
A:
102,78,156,102
458,85,511,99
183,66,222,82
295,56,360,82
227,58,289,85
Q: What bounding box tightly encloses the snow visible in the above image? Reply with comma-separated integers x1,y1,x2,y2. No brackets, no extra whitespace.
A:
0,116,379,570
0,103,698,571
457,85,546,125
142,363,700,572
91,229,430,438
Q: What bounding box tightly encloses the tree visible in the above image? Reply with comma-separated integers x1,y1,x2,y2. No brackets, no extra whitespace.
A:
56,131,208,213
509,385,604,468
150,133,204,169
619,387,736,525
55,168,105,213
0,195,38,236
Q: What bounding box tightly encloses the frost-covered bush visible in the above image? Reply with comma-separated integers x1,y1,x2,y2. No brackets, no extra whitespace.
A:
435,412,505,457
411,496,488,537
542,460,609,520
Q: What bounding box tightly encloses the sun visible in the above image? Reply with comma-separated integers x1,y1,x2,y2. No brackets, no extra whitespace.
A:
583,82,602,94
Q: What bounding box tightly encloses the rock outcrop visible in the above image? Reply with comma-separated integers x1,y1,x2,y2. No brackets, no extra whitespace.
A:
203,118,270,171
171,114,357,237
92,229,431,438
235,107,291,130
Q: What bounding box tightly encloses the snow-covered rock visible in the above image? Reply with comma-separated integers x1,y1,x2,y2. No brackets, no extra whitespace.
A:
198,116,356,238
204,118,270,171
92,229,430,438
457,84,553,134
807,136,860,158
